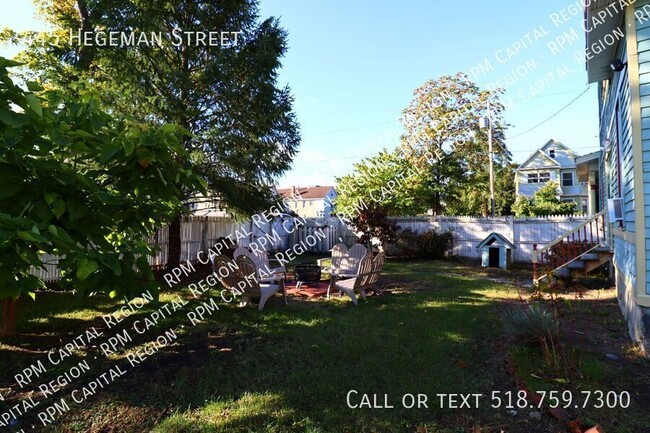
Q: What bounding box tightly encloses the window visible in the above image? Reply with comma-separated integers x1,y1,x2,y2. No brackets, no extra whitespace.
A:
549,148,556,159
562,172,574,187
527,172,551,183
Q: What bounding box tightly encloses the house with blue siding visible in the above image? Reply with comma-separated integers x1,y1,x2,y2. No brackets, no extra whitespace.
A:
584,0,650,352
515,139,589,213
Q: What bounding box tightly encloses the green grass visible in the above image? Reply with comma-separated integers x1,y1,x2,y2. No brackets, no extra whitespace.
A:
0,259,646,432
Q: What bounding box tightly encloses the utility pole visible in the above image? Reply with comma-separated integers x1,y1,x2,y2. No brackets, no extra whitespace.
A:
488,101,495,217
481,102,496,217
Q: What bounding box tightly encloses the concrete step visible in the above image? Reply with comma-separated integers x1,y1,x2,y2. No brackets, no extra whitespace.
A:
581,253,599,261
594,246,613,253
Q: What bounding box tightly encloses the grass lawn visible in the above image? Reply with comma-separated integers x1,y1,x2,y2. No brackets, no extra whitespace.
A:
0,258,648,433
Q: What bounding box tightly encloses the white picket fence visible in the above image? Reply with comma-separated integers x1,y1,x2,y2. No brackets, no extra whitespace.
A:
392,215,591,263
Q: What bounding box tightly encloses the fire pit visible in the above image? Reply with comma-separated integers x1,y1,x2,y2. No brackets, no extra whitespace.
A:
293,263,322,289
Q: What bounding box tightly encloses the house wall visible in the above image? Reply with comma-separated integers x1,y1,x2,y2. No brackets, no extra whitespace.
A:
285,189,337,218
516,168,559,197
596,2,650,352
637,2,650,295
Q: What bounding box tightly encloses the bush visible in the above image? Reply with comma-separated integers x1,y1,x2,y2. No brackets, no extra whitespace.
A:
392,228,452,259
503,302,559,344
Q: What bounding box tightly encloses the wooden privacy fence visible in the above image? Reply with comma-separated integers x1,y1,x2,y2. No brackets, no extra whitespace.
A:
29,216,350,283
392,215,592,263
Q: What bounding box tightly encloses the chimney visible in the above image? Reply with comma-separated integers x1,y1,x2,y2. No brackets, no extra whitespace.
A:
291,185,297,197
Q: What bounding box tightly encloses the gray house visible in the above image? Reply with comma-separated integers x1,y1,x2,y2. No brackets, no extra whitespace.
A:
515,139,588,213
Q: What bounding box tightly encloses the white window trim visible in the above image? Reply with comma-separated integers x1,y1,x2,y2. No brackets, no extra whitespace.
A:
561,172,574,187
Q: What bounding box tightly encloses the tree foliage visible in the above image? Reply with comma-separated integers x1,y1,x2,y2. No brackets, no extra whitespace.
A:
0,58,204,304
400,73,514,216
512,182,577,217
335,150,430,218
8,0,300,266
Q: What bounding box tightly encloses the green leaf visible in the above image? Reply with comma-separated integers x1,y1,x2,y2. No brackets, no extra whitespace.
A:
71,130,97,139
44,192,59,205
48,225,74,243
51,199,66,219
76,258,99,281
0,182,23,199
17,231,42,242
123,140,135,156
26,81,43,92
0,58,22,68
99,254,122,276
161,123,178,134
67,199,89,221
25,94,42,117
0,110,29,128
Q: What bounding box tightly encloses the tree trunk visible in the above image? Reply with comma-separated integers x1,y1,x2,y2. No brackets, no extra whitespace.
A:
0,297,19,337
167,214,182,271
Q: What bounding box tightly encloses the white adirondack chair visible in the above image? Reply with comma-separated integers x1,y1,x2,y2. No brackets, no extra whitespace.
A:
329,253,374,305
233,246,286,283
363,252,386,293
335,244,369,277
212,255,285,310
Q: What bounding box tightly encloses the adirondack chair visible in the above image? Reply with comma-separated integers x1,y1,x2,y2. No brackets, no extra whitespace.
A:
328,244,369,277
362,252,386,293
329,253,374,305
211,254,286,310
233,246,286,283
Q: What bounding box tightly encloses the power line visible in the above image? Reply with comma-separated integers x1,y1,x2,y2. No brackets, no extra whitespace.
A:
301,88,593,140
304,119,400,137
506,86,592,140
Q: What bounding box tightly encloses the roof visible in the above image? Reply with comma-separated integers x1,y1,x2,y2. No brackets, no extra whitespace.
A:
277,185,335,200
517,139,579,170
585,1,625,83
476,232,516,250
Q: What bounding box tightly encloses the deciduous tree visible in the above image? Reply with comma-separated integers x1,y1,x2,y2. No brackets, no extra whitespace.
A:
8,0,300,268
0,59,204,335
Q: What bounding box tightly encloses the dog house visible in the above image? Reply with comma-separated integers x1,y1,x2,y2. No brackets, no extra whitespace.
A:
476,232,515,269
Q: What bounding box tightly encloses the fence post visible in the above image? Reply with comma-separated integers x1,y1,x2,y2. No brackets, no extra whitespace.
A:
532,243,538,282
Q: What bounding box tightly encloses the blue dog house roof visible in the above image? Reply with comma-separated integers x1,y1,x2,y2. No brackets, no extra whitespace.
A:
476,232,516,250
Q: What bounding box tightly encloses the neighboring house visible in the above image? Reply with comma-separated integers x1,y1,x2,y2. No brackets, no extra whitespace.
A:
515,139,589,213
585,0,650,351
277,185,337,218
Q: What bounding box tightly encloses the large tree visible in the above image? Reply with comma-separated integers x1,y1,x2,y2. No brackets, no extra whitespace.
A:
399,73,513,216
8,0,300,267
0,58,204,335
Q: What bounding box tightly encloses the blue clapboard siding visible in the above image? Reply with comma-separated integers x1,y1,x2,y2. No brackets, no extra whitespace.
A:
637,1,650,294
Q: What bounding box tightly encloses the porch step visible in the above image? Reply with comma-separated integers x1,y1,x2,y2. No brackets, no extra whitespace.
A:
567,261,585,270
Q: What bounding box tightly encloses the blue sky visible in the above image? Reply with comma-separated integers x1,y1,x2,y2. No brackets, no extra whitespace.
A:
1,1,600,188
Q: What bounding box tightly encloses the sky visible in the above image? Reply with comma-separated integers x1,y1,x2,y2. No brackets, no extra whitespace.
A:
0,1,600,188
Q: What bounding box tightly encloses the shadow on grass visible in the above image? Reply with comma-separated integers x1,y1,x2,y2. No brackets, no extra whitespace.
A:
0,259,526,433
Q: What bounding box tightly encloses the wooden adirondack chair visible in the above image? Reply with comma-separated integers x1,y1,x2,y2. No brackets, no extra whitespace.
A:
325,243,369,277
362,252,386,293
328,253,374,305
233,246,286,283
212,255,286,310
